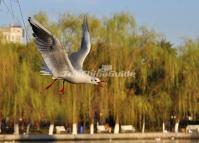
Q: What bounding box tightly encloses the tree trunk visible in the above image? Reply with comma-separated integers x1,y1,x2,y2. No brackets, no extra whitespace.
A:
48,123,54,135
14,123,19,135
142,117,145,133
174,120,179,133
72,123,77,135
114,123,119,134
162,122,165,133
90,123,94,134
0,113,2,133
26,123,31,134
0,121,1,133
35,121,40,131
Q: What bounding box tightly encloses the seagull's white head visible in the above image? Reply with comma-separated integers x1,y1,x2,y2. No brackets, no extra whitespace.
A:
90,77,101,85
89,77,106,87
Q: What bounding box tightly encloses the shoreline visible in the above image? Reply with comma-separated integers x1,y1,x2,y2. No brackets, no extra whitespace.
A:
0,133,199,141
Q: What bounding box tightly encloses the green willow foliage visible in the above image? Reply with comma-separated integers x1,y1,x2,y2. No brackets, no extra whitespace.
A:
0,12,198,131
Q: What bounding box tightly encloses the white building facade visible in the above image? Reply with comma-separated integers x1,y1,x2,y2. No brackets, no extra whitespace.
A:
0,25,23,44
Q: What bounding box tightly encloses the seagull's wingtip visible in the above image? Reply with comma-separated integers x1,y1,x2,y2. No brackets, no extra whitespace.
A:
28,17,31,22
82,15,89,32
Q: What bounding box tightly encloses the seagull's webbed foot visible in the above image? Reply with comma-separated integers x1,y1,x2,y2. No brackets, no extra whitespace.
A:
45,79,57,90
59,80,65,95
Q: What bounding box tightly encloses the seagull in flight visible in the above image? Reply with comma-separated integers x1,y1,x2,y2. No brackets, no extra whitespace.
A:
28,16,103,94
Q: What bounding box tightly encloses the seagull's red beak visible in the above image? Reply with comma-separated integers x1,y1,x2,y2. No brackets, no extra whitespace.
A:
97,80,106,88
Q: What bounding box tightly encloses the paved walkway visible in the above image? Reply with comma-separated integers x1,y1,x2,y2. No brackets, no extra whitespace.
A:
0,132,199,141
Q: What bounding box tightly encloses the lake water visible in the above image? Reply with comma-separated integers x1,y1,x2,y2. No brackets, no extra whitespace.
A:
15,140,199,143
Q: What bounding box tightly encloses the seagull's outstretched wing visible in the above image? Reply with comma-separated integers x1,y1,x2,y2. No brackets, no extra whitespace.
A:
69,16,91,70
28,17,74,77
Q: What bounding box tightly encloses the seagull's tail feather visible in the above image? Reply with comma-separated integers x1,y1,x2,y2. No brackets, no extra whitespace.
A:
40,71,52,76
40,63,52,76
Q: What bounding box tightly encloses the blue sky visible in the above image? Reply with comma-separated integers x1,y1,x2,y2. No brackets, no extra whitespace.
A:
0,0,199,45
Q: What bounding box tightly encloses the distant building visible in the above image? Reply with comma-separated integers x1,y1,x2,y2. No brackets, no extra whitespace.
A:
0,25,23,44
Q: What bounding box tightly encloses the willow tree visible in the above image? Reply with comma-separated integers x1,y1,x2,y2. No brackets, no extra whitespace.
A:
153,92,172,132
0,43,18,133
172,40,199,133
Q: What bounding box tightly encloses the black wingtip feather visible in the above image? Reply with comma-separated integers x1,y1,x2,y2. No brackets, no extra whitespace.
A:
83,15,89,32
33,33,36,37
28,17,31,22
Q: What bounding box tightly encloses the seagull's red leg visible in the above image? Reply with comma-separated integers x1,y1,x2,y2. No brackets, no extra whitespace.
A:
59,80,65,94
45,79,57,90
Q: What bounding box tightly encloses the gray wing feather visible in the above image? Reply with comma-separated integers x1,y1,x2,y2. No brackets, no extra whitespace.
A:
40,62,52,76
69,16,91,70
28,17,74,77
